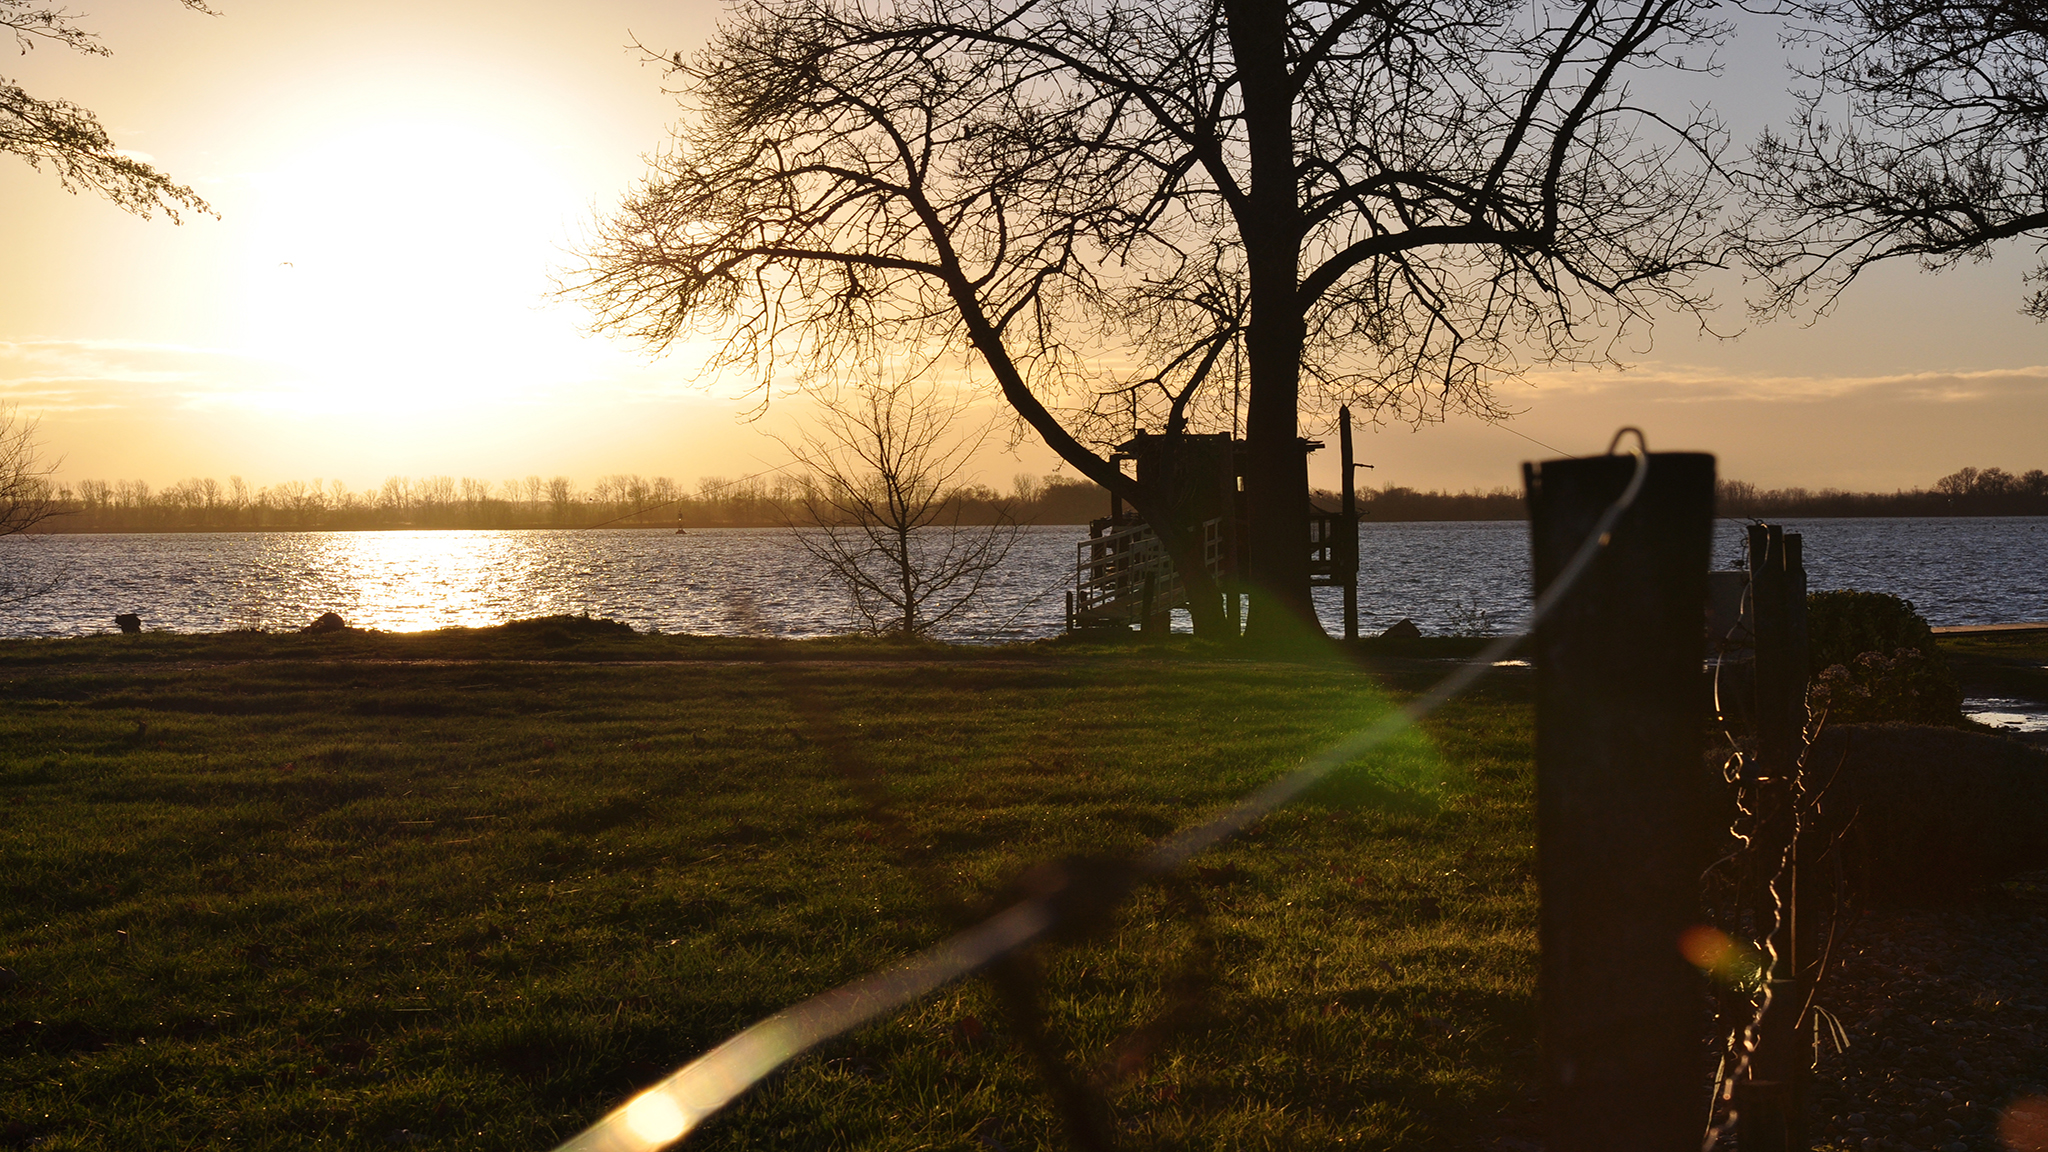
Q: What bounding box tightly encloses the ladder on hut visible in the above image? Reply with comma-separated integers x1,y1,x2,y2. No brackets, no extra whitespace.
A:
1070,517,1225,628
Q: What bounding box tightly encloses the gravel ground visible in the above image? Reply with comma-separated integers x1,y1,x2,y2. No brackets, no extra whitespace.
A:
1807,878,2048,1152
1471,887,2048,1152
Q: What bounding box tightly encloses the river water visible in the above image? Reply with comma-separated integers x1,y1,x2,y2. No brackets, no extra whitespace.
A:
1,517,2044,642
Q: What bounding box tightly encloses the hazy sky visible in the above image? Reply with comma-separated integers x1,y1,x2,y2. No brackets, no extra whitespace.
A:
4,0,2044,498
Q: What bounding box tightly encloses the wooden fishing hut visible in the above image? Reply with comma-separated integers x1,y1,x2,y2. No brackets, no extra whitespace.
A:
1067,407,1367,637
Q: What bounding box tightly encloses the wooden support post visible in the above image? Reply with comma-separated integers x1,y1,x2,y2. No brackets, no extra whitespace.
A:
1339,405,1359,642
1785,531,1816,1052
1526,451,1713,1152
1749,526,1800,773
1742,525,1812,1152
1787,533,1810,726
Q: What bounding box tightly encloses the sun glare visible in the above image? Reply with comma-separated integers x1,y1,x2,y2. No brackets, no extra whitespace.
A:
622,1088,691,1146
231,115,592,410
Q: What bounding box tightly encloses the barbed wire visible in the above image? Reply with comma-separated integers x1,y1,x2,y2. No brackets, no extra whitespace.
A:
548,435,1653,1152
1697,537,1854,1150
1700,773,1794,1150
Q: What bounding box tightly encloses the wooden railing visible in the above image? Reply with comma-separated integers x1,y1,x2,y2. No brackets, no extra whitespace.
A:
1072,517,1222,627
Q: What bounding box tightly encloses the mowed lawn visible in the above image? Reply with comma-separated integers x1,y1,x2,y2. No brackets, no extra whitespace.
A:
0,627,1542,1151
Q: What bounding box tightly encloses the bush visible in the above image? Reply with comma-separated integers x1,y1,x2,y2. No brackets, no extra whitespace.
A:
1806,724,2048,904
1804,591,1962,725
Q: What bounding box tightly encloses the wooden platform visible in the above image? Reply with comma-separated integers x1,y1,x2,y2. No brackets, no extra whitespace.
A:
1930,622,2048,635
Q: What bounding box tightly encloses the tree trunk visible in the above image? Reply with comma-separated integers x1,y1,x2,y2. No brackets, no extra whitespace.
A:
1224,0,1319,639
898,520,916,634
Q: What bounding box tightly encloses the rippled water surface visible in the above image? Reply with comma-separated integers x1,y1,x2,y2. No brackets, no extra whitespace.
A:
1,516,2042,640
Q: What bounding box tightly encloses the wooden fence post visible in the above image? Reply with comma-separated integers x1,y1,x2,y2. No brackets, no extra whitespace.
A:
1339,405,1360,642
1526,451,1714,1152
1742,525,1812,1152
1787,534,1808,678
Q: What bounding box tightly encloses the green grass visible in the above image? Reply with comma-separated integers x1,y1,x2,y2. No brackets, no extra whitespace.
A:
1,627,1541,1151
1938,629,2048,708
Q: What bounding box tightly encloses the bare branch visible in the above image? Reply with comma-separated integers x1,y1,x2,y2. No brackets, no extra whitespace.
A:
1740,0,2048,317
0,403,62,538
1,0,216,220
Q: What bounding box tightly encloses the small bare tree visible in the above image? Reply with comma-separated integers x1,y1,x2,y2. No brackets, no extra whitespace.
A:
784,382,1022,637
2,403,60,538
2,403,64,605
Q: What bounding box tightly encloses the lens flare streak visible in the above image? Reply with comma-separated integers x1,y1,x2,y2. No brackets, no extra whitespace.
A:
552,901,1055,1152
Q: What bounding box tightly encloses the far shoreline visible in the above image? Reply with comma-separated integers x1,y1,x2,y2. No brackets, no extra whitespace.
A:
14,511,2048,535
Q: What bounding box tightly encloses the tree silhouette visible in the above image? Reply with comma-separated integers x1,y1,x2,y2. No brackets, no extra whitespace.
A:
1,403,63,605
1,403,58,538
782,381,1023,636
3,0,213,219
575,0,1731,637
1744,0,2048,317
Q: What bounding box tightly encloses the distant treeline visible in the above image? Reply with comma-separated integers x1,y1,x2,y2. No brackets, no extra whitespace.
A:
1328,465,2048,522
1715,466,2048,519
26,464,2048,533
29,472,1115,532
1332,486,1527,521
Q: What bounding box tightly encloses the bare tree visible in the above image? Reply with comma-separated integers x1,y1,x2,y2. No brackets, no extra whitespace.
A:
783,381,1022,637
546,476,576,523
1,403,60,537
3,0,213,219
573,0,1731,637
1,403,63,605
1743,0,2048,316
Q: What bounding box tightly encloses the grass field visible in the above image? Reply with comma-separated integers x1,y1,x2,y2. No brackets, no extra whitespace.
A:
9,614,2043,1152
0,624,1548,1151
1941,629,2048,719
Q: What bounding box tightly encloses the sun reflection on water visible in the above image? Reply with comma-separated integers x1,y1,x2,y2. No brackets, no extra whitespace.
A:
5,528,1064,639
268,531,574,632
209,529,814,635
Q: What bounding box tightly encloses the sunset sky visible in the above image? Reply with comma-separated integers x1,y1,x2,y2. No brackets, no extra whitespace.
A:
4,0,2045,499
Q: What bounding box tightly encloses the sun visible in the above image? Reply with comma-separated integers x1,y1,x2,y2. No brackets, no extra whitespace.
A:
229,114,591,411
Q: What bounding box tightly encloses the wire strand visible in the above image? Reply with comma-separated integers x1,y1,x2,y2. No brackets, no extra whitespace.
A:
1485,418,1577,460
